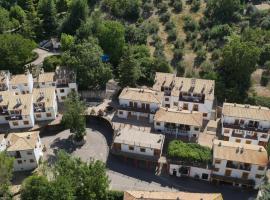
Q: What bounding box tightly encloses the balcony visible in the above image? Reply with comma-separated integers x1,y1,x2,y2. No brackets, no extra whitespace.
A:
56,83,69,88
6,115,22,121
231,130,258,140
223,123,268,133
179,94,205,104
34,107,46,113
0,110,9,116
211,174,255,187
226,161,251,171
118,105,156,114
164,90,171,96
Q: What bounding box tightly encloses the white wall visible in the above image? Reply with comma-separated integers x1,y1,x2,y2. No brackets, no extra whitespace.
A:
8,114,35,129
121,144,154,156
9,74,34,94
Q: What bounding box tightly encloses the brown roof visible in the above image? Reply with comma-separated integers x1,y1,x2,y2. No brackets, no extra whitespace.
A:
10,74,30,85
33,87,55,108
7,94,32,115
114,128,165,150
198,133,216,149
119,87,163,104
213,140,268,166
154,108,203,127
38,72,55,83
0,91,14,106
153,72,215,100
124,191,223,200
6,131,39,151
222,103,270,121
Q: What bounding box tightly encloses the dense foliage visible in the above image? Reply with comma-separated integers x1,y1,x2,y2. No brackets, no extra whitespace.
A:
21,151,110,200
167,140,212,164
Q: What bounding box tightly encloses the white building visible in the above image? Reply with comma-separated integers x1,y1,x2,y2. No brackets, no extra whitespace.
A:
112,128,165,168
0,134,7,151
222,103,270,146
117,87,162,123
33,87,58,121
36,72,56,88
6,131,43,171
55,67,77,102
153,72,215,120
0,70,10,91
6,93,35,129
0,91,11,124
212,140,268,189
154,108,203,140
9,72,34,94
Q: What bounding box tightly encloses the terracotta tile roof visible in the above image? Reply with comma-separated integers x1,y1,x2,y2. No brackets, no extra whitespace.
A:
153,72,215,101
0,91,14,106
7,94,32,115
124,191,223,200
213,140,268,166
114,128,165,150
198,132,216,149
10,74,29,85
119,87,163,104
154,108,203,127
38,72,55,83
33,87,55,108
6,131,39,151
222,103,270,121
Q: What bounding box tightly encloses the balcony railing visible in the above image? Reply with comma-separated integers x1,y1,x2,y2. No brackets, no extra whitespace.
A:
0,110,9,116
118,105,156,114
34,107,46,113
6,115,22,121
226,162,251,171
179,95,204,103
223,123,268,133
56,83,69,88
231,131,258,140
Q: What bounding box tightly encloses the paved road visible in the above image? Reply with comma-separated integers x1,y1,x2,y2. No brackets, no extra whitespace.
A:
27,48,60,66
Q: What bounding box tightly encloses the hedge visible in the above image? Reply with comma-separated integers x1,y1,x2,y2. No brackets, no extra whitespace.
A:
167,140,212,164
107,191,124,200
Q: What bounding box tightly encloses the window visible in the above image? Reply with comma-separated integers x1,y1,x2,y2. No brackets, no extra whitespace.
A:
256,174,263,179
30,159,35,163
194,127,199,131
225,169,231,177
156,122,160,126
258,166,265,171
183,103,188,110
173,102,178,106
165,97,169,101
46,113,52,117
118,111,123,115
42,82,45,85
140,148,146,152
60,89,65,93
193,104,199,111
203,113,208,117
215,159,221,164
213,168,219,172
36,114,41,118
12,121,18,126
23,121,29,125
17,160,22,164
202,173,209,180
12,86,17,89
128,146,134,151
27,151,32,155
235,139,241,143
24,83,28,86
224,129,230,134
165,104,170,108
61,96,66,100
242,172,249,180
246,140,251,144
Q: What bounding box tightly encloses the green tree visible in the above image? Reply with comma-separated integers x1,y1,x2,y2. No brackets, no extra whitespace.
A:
62,37,113,89
38,0,57,37
21,175,50,200
62,92,86,141
56,0,71,13
217,36,260,102
62,0,88,35
10,5,26,24
96,20,125,65
0,152,14,199
60,33,74,51
18,0,35,13
206,0,241,23
0,34,36,73
0,6,19,33
118,46,141,87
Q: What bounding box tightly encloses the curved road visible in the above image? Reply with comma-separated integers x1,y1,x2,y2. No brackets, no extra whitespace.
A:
27,48,61,66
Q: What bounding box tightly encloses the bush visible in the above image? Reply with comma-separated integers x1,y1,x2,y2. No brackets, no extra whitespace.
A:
176,61,185,76
191,0,200,12
43,55,62,72
157,2,168,13
165,21,176,31
195,49,207,64
172,0,183,12
209,24,232,40
211,49,221,61
173,48,184,60
167,29,177,41
261,71,270,86
174,38,185,49
107,191,124,200
160,11,171,23
183,16,198,32
143,21,159,34
168,140,212,164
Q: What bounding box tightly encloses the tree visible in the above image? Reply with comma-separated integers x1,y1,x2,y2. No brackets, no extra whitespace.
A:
61,0,88,35
60,33,74,51
62,37,113,89
206,0,241,23
118,46,141,87
62,92,86,141
0,34,36,73
0,152,14,200
56,0,71,13
10,5,26,24
96,20,125,65
0,6,19,33
217,36,260,102
37,0,57,37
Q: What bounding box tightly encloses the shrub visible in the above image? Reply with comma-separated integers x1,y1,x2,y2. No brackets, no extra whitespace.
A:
195,49,207,64
173,0,183,12
206,40,215,51
107,191,124,200
191,0,200,12
211,49,221,61
261,71,270,86
160,11,171,23
173,48,184,60
176,61,185,76
43,55,62,72
143,21,159,34
167,29,177,41
209,24,232,40
165,21,176,31
183,16,198,32
157,2,168,13
174,38,185,49
168,140,212,164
